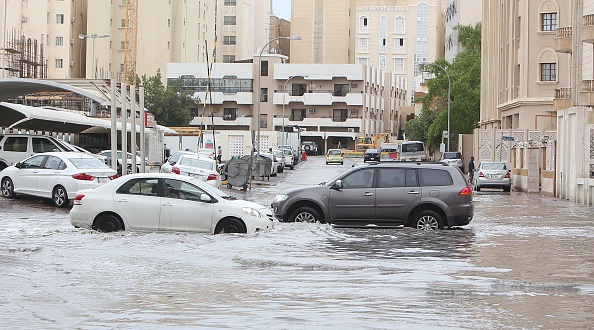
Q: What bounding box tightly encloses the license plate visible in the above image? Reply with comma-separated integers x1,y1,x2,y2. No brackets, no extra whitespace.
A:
98,177,109,183
490,174,499,178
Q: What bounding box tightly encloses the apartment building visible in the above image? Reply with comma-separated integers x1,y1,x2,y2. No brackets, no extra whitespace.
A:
480,0,571,130
290,0,444,97
444,0,482,62
215,0,274,63
166,56,408,152
0,0,85,79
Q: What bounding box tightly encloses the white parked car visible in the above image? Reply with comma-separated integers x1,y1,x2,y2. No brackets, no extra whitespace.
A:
70,173,274,234
197,148,216,159
97,150,146,173
170,153,221,188
271,150,285,173
0,152,118,207
160,150,196,173
280,149,295,170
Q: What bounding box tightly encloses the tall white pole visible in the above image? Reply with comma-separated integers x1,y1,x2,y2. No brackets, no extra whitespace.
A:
130,84,136,173
120,82,127,174
139,87,146,173
110,79,118,172
2,0,7,79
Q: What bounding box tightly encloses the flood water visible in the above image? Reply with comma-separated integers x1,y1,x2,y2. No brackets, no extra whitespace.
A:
1,156,593,329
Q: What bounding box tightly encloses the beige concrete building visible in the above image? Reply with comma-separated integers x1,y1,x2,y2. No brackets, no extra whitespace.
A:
215,0,273,63
480,0,571,130
166,58,409,153
290,0,445,98
444,0,482,62
0,0,86,79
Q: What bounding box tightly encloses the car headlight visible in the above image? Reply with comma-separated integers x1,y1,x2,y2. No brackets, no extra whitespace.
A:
241,207,261,218
273,194,289,203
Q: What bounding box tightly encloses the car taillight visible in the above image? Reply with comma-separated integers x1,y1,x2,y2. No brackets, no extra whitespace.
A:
172,166,180,174
109,174,119,180
73,194,85,205
72,173,94,181
207,173,218,181
459,187,472,196
504,172,511,178
478,171,485,177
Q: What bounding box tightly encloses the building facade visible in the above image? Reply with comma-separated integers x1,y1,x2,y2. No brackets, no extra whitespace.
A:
444,0,482,62
215,0,273,63
166,57,409,153
290,0,445,98
480,0,571,131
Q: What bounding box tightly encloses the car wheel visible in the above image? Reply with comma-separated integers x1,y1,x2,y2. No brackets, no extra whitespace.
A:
1,177,15,198
504,186,511,192
326,161,329,164
289,206,322,223
278,166,284,173
93,213,124,232
52,185,69,208
340,162,344,165
474,185,481,192
289,165,294,170
215,218,247,234
412,210,444,230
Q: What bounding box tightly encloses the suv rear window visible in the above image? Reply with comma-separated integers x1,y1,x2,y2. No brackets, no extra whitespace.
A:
442,152,462,159
418,169,453,186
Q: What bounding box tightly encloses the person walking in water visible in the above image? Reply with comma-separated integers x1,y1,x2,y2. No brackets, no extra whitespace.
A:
468,156,475,183
216,146,222,163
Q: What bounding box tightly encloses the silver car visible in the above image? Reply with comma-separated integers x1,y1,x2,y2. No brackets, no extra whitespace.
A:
473,161,511,192
271,162,474,230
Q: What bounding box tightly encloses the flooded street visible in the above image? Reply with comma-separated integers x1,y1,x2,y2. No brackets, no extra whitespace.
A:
1,156,593,329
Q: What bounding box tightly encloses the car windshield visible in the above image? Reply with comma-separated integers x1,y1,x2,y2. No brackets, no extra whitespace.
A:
482,162,506,170
328,150,341,155
191,177,236,199
69,157,110,169
443,152,461,159
179,156,214,170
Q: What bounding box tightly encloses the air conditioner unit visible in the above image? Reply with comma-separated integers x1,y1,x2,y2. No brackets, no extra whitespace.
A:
70,17,76,23
349,109,358,116
212,108,219,113
69,60,74,67
307,108,315,114
21,16,27,22
347,128,355,133
70,39,75,45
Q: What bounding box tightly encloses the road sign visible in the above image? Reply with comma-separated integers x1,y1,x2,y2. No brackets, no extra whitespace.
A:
502,136,515,141
442,131,449,138
439,143,446,153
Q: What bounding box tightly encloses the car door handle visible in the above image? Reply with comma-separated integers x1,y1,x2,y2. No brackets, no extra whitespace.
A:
162,203,173,207
362,192,374,196
32,171,39,174
117,199,128,203
407,191,420,195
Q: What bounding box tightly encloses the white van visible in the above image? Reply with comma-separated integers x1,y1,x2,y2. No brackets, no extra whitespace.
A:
398,141,429,161
0,134,73,170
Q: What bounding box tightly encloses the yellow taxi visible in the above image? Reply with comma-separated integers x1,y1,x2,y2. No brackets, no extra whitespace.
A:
325,149,344,165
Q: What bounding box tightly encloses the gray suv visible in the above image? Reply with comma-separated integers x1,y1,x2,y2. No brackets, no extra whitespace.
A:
271,162,474,230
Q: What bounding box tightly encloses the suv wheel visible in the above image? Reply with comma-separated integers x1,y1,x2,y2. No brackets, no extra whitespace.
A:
412,210,444,230
289,206,321,223
1,177,15,198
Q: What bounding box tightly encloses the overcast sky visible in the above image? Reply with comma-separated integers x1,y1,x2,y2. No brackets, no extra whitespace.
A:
273,0,291,21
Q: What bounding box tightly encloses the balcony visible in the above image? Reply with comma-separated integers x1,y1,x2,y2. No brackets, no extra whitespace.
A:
555,27,572,53
554,88,572,110
189,114,252,127
583,14,594,43
273,91,363,106
580,80,594,106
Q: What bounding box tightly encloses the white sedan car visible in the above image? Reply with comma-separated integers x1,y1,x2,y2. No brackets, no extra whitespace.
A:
170,153,221,188
1,152,118,207
70,173,274,234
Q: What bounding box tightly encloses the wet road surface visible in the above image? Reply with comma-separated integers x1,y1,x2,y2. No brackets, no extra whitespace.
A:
1,156,593,329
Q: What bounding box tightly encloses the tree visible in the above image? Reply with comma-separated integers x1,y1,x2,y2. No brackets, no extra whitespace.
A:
139,70,197,127
405,23,481,151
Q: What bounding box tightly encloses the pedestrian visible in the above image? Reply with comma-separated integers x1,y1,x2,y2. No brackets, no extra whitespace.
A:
468,156,475,183
269,147,273,153
216,145,222,163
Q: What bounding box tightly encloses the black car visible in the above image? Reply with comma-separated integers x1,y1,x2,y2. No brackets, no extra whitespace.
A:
364,149,380,162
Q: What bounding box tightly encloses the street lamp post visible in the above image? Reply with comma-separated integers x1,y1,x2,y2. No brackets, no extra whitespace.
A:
79,34,109,79
256,35,300,158
421,62,451,152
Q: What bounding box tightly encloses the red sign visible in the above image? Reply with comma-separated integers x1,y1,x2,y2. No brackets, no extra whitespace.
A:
145,113,155,128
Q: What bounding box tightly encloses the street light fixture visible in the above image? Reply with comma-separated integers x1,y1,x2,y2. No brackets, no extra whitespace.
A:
256,35,301,158
420,62,451,152
79,33,109,79
282,75,308,145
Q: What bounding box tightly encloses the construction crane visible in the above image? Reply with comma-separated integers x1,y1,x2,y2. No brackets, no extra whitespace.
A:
124,0,138,85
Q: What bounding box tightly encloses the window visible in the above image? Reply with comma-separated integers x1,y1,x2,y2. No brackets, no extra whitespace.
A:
120,41,125,50
3,137,28,152
55,59,63,68
359,16,368,33
32,138,60,153
333,109,348,122
21,155,46,169
357,58,368,65
120,19,126,28
418,169,453,186
377,168,407,188
223,36,236,45
260,60,268,76
259,114,267,128
393,57,405,73
55,37,63,46
358,38,368,53
333,84,349,96
43,156,64,170
541,13,557,31
224,0,236,5
394,38,405,52
395,16,405,33
117,178,159,196
342,169,374,189
540,63,556,81
224,16,236,25
223,108,237,120
260,88,268,102
56,14,64,24
379,55,386,71
223,55,236,63
164,179,207,202
292,83,307,96
291,109,306,121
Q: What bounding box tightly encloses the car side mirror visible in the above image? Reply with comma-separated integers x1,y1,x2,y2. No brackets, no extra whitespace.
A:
200,193,212,202
332,180,343,190
15,162,21,169
169,160,176,165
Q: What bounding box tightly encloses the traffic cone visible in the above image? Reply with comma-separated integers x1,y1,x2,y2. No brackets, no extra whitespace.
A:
302,150,307,161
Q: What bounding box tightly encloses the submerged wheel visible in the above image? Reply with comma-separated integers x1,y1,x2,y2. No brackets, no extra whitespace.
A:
289,206,322,223
93,213,124,232
412,210,444,230
52,185,69,208
1,177,15,198
215,218,247,234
